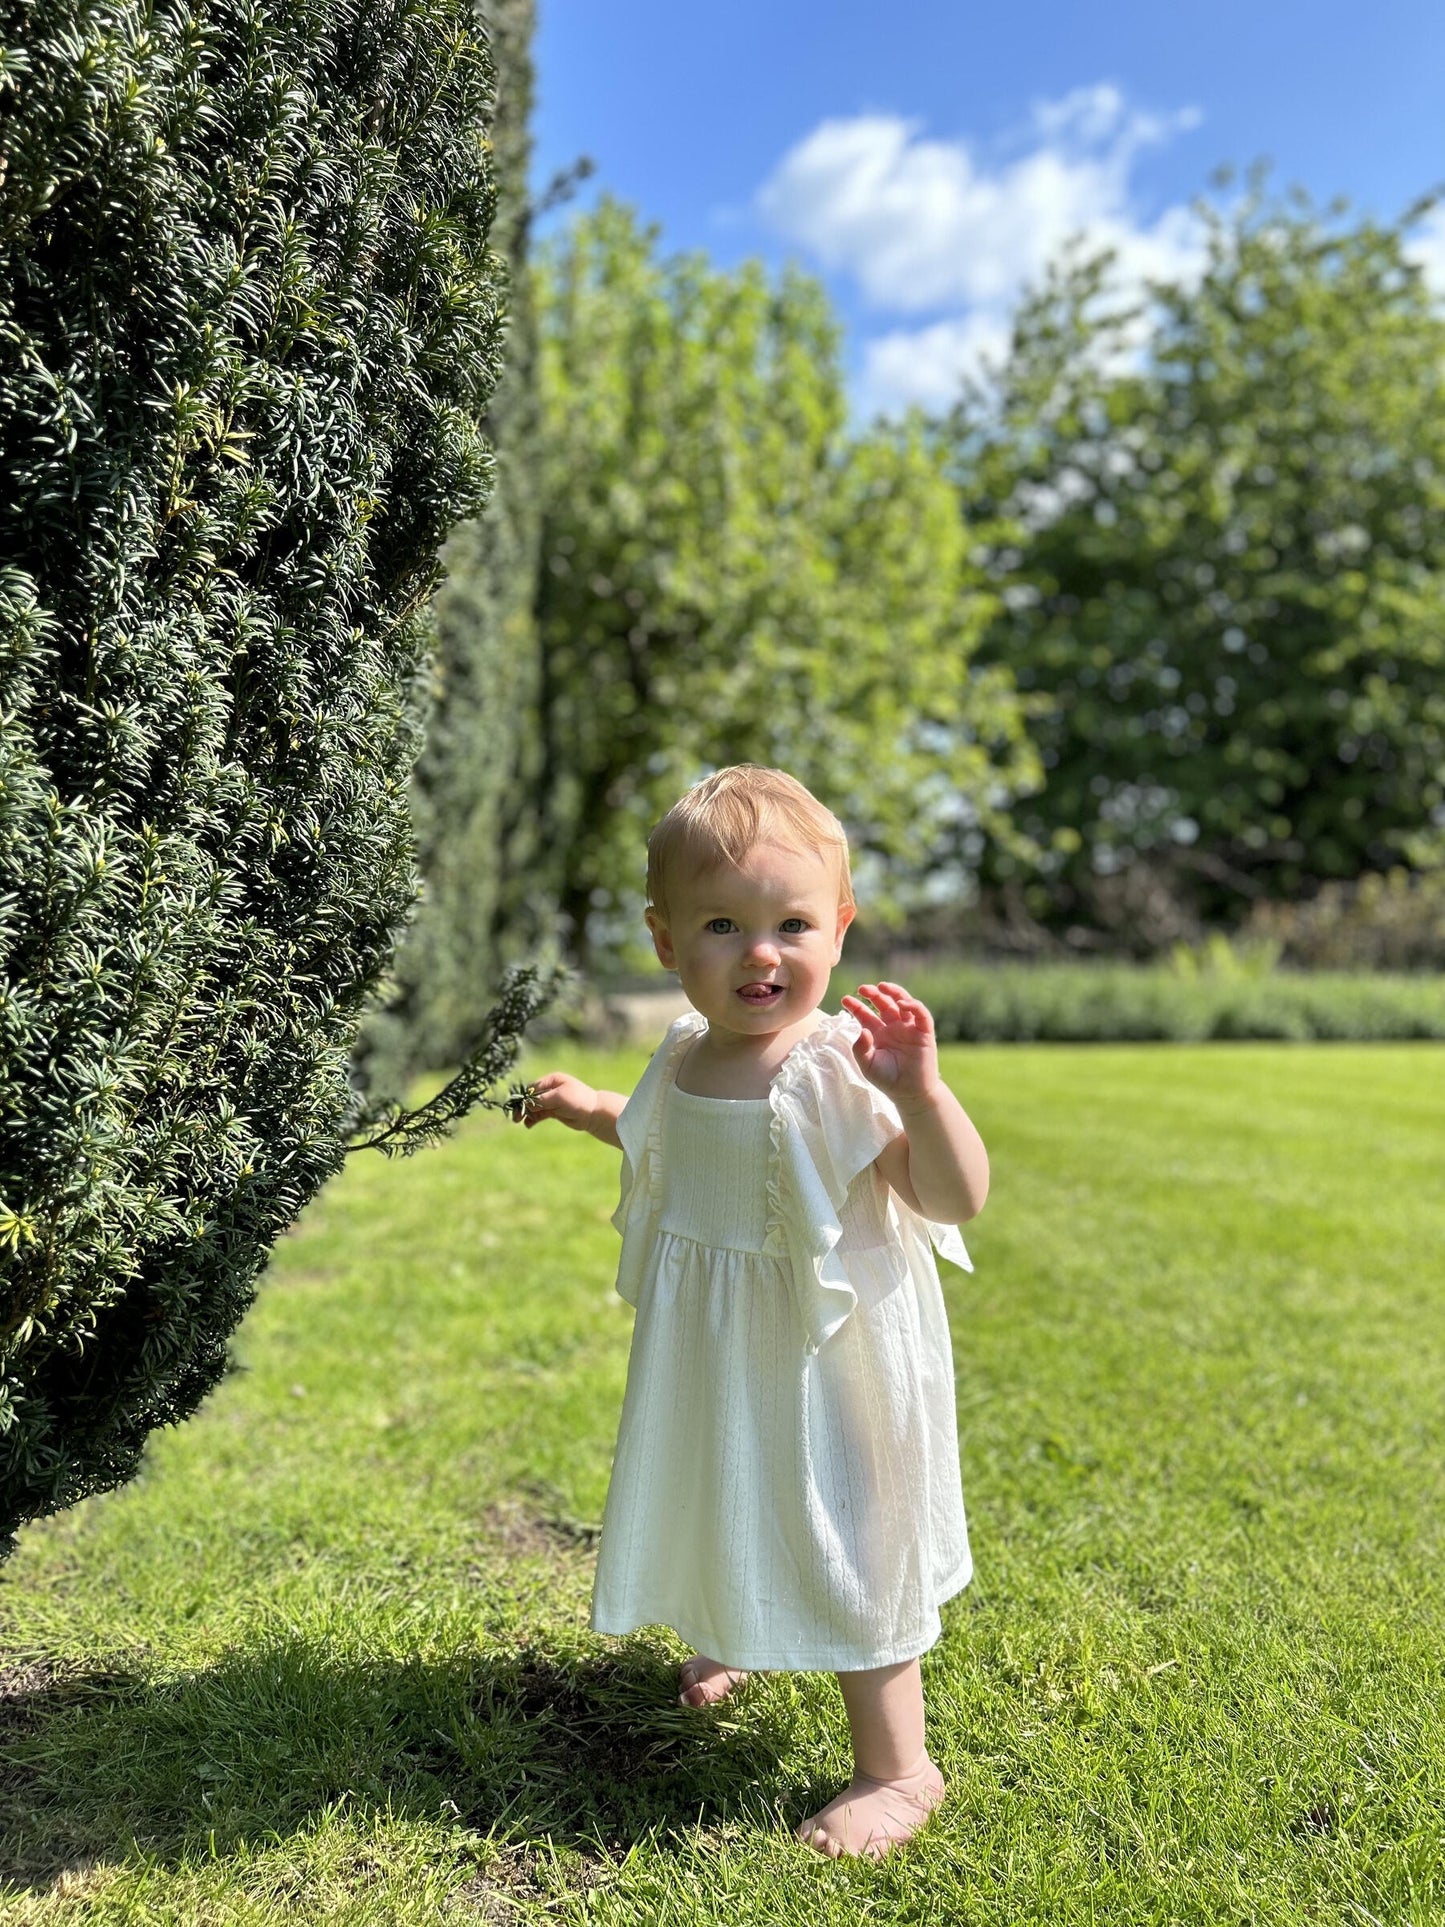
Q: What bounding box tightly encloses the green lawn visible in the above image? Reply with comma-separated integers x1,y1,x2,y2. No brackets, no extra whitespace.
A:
2,1042,1442,1924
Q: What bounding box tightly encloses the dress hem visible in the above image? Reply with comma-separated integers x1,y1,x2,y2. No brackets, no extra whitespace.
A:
589,1553,973,1674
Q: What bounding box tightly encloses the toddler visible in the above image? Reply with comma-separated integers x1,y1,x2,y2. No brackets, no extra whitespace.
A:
513,765,988,1860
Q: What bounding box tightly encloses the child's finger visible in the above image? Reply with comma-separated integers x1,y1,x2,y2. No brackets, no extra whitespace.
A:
878,982,928,1026
512,1078,567,1126
840,991,881,1027
858,982,903,1021
842,998,886,1041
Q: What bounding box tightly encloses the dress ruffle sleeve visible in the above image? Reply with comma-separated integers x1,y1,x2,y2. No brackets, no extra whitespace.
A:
610,1012,707,1306
768,1011,973,1356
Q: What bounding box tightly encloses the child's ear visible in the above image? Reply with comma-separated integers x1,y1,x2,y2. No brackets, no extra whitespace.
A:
646,907,678,971
832,902,855,963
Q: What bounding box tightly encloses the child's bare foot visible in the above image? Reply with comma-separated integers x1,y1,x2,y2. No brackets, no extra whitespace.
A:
677,1653,749,1707
796,1757,946,1859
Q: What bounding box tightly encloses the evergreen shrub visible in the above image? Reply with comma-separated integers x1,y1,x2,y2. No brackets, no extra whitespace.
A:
0,0,504,1548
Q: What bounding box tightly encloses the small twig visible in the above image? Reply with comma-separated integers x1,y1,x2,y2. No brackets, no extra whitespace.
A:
346,962,568,1158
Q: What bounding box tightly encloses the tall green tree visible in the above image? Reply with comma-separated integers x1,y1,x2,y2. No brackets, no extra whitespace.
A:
956,178,1445,946
534,201,1036,971
0,0,527,1549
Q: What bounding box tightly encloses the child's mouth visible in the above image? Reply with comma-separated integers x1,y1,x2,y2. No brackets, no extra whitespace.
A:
737,984,785,1005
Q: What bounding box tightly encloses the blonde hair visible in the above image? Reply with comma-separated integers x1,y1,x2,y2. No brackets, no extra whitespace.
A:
646,765,855,927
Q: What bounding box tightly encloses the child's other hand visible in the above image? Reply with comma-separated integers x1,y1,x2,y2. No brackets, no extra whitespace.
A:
514,1071,599,1132
841,982,944,1108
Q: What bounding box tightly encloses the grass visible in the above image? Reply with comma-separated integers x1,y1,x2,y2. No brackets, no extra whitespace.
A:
1,1039,1442,1924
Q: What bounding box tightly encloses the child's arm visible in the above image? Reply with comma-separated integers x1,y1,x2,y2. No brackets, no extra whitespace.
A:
512,1072,628,1152
874,1085,989,1224
842,981,990,1225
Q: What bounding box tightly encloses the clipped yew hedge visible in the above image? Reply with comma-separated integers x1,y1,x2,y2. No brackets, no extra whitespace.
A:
0,0,505,1548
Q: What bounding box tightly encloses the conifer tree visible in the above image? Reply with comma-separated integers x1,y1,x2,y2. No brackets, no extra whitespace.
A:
0,0,546,1549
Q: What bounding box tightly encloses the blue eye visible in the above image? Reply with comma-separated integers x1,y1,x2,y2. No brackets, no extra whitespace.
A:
703,916,809,935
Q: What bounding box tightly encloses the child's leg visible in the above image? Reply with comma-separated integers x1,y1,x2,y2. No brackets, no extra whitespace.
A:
796,1658,945,1859
678,1653,749,1707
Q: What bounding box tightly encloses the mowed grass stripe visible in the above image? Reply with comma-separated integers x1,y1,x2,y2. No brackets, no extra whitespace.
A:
1,1043,1441,1924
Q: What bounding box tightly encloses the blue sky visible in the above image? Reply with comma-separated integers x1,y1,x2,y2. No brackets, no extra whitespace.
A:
532,0,1445,414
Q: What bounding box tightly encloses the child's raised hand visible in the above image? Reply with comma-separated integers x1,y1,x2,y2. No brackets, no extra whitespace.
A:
511,1071,599,1133
840,982,944,1107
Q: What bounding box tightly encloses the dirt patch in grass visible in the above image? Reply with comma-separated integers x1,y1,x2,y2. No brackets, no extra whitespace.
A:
44,1859,113,1900
0,1656,136,1726
477,1493,602,1560
449,1838,614,1919
0,1657,63,1731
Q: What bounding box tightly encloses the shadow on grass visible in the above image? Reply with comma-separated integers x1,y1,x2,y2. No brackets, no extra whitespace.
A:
0,1636,801,1889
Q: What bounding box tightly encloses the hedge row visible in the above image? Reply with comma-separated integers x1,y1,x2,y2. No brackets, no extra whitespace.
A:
831,963,1445,1043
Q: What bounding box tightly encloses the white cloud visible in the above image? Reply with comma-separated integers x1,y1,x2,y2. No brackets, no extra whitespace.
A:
756,87,1208,415
858,313,1012,418
1029,83,1202,156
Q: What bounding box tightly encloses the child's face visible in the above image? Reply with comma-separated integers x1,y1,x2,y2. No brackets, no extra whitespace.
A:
646,839,854,1039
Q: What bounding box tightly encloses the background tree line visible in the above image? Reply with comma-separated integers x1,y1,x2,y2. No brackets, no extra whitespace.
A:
373,81,1444,1094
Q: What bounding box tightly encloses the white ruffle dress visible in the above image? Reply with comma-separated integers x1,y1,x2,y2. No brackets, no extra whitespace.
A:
589,1008,974,1672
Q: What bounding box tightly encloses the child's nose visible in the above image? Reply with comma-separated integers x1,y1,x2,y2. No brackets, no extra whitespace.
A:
744,935,781,963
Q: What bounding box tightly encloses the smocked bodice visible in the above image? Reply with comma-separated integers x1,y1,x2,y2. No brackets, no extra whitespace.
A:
611,1008,971,1356
657,1085,775,1253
